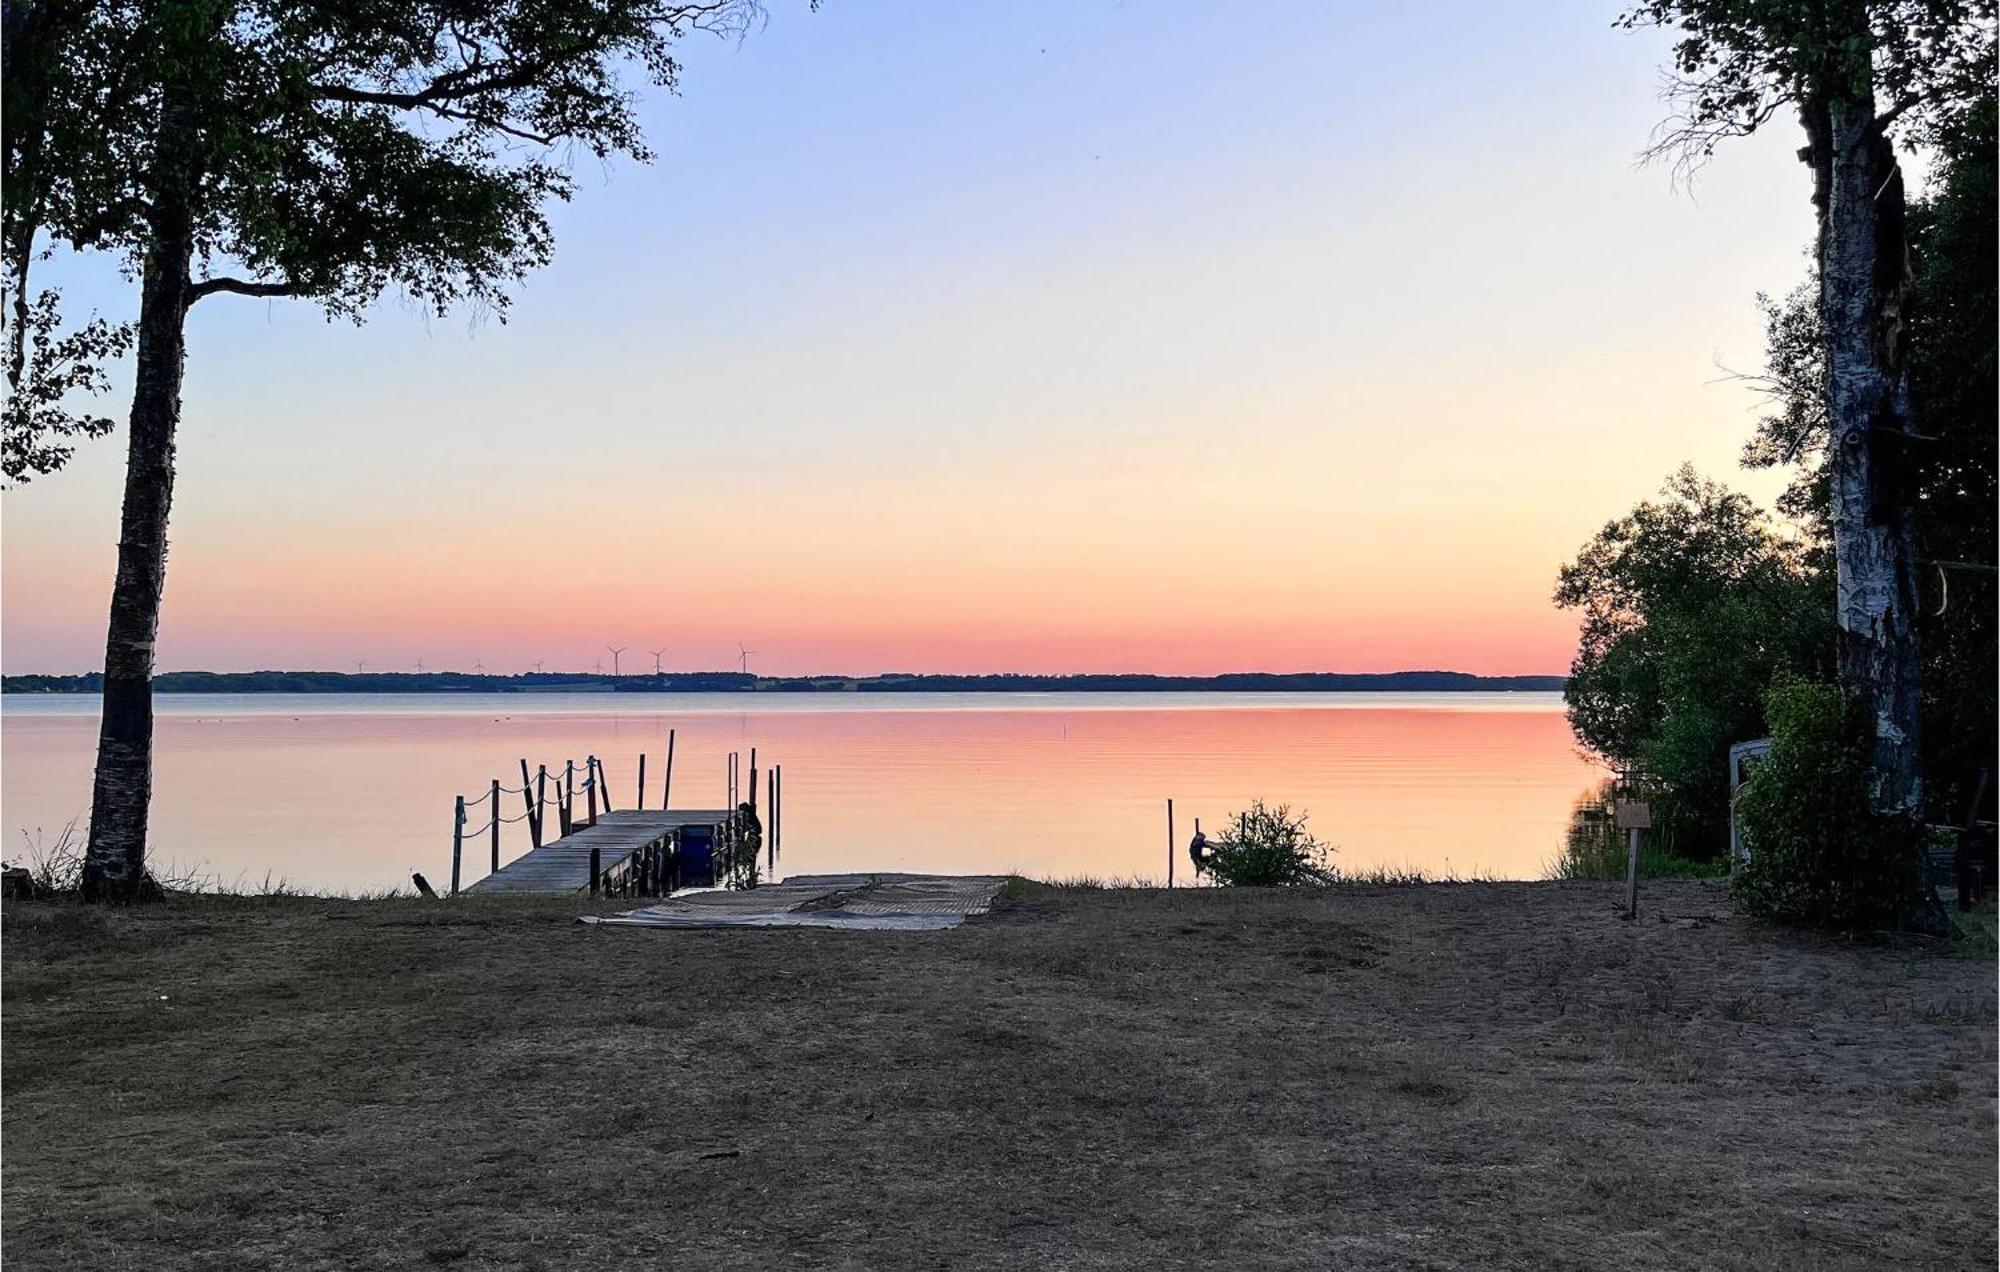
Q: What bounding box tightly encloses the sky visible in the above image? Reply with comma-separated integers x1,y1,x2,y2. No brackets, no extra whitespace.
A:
0,1,1818,678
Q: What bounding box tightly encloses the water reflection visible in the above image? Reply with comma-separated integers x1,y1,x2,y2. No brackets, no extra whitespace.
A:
2,693,1602,892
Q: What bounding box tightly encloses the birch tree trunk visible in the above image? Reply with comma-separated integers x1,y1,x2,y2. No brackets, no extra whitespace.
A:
1803,63,1924,820
81,83,201,900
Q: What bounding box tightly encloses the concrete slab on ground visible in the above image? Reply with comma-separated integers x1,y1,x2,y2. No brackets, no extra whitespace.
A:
580,874,1007,931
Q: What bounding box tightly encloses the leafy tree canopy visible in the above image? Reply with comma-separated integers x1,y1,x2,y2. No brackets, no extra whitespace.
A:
1,0,758,480
1617,0,1996,171
1555,466,1833,855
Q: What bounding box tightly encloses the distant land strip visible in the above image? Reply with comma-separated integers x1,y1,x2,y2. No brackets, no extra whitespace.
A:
2,670,1566,695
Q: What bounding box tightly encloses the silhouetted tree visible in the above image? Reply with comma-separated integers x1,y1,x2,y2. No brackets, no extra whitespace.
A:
1738,98,1997,822
1,0,759,898
1556,467,1833,854
1621,0,1995,820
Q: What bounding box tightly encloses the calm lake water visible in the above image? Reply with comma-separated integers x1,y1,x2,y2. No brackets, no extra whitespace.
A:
1,692,1601,893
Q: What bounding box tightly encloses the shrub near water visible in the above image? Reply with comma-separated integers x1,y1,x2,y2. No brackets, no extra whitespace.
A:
1202,802,1336,887
1733,682,1922,931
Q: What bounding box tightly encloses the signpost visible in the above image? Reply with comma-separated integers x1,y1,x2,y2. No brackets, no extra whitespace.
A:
1616,799,1651,920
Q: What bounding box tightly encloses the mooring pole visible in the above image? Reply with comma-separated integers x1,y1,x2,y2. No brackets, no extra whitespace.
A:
451,796,465,896
766,762,776,875
536,764,549,844
598,756,614,813
749,747,759,810
1167,798,1175,889
662,728,676,809
587,756,600,826
490,779,501,875
590,843,602,898
520,758,541,848
563,760,575,835
637,753,647,811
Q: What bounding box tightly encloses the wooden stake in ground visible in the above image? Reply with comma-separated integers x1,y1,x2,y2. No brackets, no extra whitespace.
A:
1167,799,1175,889
1616,799,1651,920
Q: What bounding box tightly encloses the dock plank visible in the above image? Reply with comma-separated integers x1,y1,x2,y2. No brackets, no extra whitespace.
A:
464,808,734,895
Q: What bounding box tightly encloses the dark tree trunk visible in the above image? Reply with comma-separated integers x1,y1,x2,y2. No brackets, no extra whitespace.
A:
1801,61,1924,819
81,83,201,901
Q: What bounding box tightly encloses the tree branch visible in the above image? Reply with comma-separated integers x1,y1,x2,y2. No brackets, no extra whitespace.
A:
186,277,299,303
1871,93,1922,135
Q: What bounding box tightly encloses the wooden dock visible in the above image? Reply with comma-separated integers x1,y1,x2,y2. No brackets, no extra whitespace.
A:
438,736,785,897
466,808,734,896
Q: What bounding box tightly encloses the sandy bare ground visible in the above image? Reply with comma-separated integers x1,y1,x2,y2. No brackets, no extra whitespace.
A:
3,880,1994,1270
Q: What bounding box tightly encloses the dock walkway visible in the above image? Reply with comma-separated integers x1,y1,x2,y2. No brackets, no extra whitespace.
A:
466,808,734,896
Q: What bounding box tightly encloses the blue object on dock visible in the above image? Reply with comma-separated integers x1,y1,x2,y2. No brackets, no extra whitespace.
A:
677,825,716,889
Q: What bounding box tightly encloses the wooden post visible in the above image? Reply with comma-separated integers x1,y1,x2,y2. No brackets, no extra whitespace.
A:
1615,797,1650,921
535,763,549,845
587,756,600,826
451,795,465,896
662,728,676,809
772,764,781,862
749,747,758,809
637,753,647,811
598,756,614,813
766,761,776,875
563,761,575,836
1167,798,1175,889
490,779,501,875
521,758,541,849
590,843,602,898
1625,827,1641,920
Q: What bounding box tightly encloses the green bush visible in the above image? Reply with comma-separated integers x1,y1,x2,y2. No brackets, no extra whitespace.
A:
1201,802,1335,887
1732,682,1922,931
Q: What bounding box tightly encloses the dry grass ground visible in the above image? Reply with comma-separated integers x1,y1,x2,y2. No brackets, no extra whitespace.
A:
3,880,1994,1270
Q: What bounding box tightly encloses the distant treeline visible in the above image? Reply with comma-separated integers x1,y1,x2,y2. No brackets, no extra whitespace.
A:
2,670,1565,695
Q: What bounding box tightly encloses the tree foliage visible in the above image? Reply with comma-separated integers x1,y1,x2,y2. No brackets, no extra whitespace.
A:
1,288,133,482
1733,681,1924,930
7,0,757,318
1,0,758,479
1555,467,1833,856
1617,0,1996,175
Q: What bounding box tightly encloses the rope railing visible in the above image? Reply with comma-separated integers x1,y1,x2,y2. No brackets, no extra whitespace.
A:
441,739,783,899
448,754,608,895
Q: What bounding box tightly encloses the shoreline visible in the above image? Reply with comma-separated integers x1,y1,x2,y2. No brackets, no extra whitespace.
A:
2,670,1568,696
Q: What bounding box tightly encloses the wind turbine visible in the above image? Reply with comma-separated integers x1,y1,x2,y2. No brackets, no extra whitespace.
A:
607,645,627,678
649,648,667,674
353,659,365,674
533,659,545,674
415,657,426,673
737,643,756,675
473,658,485,676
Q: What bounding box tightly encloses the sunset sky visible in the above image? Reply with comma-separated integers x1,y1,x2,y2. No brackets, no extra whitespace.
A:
1,0,1813,678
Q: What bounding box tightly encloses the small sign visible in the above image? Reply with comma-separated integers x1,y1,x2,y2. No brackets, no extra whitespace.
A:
1615,801,1652,830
